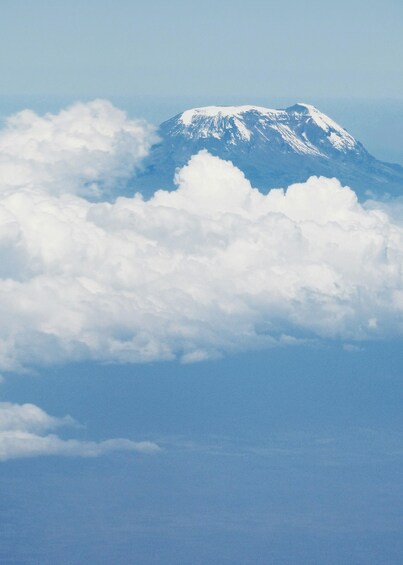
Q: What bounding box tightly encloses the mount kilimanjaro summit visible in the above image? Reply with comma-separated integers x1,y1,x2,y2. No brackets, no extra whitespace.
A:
135,103,403,200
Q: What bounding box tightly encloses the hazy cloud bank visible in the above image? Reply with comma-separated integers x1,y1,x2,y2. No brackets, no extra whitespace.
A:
0,101,402,372
0,402,160,461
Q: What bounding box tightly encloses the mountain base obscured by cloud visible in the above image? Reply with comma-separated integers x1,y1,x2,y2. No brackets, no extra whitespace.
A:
0,101,402,373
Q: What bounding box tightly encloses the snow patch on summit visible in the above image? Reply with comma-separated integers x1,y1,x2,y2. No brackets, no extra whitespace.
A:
268,123,324,156
179,105,282,125
177,103,358,156
292,103,357,151
233,117,251,141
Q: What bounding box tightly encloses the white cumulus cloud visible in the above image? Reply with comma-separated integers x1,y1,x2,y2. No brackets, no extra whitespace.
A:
0,101,402,372
0,99,157,200
0,402,160,461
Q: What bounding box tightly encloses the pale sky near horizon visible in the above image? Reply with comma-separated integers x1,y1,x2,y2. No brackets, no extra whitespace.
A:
0,0,402,99
2,0,403,163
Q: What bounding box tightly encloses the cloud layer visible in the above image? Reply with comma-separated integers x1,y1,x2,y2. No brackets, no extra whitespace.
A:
0,402,160,461
0,101,402,371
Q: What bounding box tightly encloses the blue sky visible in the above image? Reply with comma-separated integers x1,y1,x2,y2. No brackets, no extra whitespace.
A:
0,2,403,564
1,0,403,99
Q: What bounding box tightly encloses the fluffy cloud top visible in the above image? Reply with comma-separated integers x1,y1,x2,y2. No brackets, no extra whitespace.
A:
0,99,157,199
0,101,402,372
0,402,160,461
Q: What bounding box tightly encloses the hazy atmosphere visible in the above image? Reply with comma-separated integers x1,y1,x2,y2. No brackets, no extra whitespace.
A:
0,1,402,564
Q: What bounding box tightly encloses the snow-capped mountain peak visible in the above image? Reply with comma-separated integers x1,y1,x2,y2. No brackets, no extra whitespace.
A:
174,103,359,156
136,102,403,200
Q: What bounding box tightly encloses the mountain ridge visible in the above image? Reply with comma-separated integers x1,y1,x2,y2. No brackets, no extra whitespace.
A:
134,103,403,200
